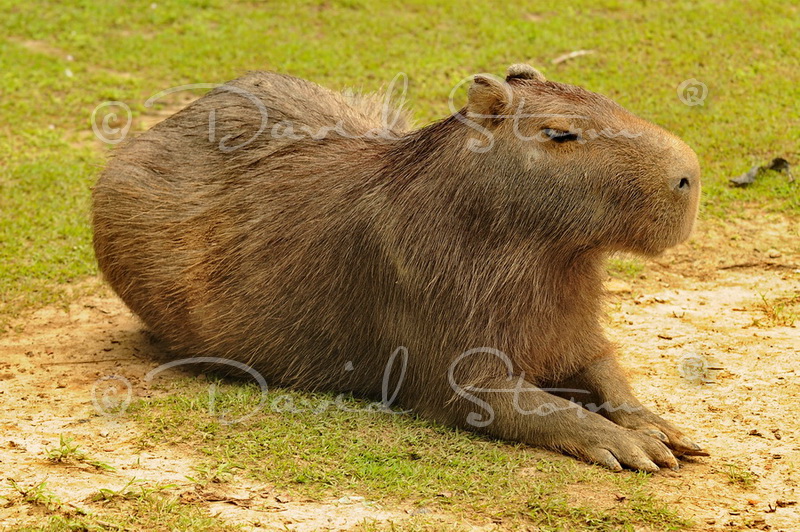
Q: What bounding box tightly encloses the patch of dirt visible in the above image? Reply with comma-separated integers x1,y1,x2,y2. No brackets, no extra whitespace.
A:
564,483,627,512
0,288,417,529
603,212,800,531
0,211,798,530
8,37,134,81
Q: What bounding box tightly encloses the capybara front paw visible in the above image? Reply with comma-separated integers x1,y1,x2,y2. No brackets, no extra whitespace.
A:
563,427,679,472
614,409,709,457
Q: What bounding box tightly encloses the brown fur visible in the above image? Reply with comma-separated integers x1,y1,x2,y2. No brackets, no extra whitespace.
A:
92,66,705,471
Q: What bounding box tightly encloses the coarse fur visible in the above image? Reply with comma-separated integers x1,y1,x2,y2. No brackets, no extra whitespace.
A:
93,65,706,471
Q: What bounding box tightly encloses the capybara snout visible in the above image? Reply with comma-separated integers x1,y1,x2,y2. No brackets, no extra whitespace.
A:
93,64,706,471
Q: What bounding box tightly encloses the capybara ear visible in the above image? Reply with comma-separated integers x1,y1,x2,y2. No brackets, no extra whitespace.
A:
506,64,546,82
467,74,512,119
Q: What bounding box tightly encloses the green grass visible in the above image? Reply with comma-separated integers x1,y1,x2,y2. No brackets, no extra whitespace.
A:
721,463,757,489
607,257,645,280
46,434,117,471
755,292,799,327
186,461,244,486
0,1,796,528
0,0,798,322
7,476,234,531
8,479,63,511
127,377,691,530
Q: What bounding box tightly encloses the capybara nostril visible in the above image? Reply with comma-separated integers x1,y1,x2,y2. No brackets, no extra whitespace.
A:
671,176,692,192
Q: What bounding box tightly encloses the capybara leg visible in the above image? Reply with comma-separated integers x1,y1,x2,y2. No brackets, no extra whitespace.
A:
452,377,679,472
554,356,708,457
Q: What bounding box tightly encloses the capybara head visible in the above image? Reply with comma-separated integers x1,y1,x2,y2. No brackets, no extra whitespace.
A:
459,64,701,256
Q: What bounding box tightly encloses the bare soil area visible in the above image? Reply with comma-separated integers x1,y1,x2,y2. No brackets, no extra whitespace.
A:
0,211,798,530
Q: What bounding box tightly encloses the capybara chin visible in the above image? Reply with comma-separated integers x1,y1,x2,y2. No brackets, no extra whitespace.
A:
93,64,705,471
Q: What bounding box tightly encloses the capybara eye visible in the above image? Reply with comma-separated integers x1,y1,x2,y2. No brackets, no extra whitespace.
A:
543,128,579,143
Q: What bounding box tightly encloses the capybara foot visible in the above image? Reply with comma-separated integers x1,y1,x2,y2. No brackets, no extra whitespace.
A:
611,408,709,457
564,425,679,472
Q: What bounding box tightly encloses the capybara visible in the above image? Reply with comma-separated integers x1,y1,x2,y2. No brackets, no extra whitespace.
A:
93,64,706,471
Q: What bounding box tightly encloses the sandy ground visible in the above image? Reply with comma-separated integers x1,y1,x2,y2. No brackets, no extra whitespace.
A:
0,211,798,531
